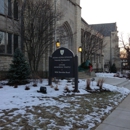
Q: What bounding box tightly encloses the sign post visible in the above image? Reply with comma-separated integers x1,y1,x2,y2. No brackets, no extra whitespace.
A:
48,47,79,92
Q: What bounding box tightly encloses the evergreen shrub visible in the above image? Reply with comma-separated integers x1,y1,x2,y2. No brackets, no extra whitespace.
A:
7,48,30,85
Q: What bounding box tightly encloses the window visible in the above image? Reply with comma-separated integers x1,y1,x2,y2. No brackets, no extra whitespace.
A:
0,31,5,53
7,33,12,54
14,0,18,19
0,0,18,19
0,31,20,55
8,0,12,17
14,34,18,51
0,0,4,14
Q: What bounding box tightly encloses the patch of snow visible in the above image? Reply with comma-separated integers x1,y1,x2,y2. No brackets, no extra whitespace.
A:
0,73,130,130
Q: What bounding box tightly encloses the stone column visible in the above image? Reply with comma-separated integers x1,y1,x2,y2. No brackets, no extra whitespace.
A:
74,2,81,65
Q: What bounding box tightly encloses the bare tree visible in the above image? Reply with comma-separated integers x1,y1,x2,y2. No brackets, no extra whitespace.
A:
20,0,62,74
120,34,130,69
81,27,105,62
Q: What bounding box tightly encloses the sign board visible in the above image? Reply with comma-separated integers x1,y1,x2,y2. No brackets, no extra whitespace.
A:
51,47,74,77
48,47,79,92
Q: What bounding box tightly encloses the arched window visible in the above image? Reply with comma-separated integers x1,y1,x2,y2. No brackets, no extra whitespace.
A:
58,21,73,49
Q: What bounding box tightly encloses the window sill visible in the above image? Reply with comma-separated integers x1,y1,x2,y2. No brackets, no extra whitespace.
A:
0,54,13,57
0,13,5,17
0,13,19,21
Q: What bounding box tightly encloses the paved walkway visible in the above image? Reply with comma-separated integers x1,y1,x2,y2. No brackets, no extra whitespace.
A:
95,77,130,130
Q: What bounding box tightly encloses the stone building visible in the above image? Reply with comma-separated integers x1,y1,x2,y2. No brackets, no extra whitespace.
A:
41,0,82,75
0,0,20,74
81,18,104,71
0,0,120,78
90,23,120,71
54,0,81,64
0,0,82,77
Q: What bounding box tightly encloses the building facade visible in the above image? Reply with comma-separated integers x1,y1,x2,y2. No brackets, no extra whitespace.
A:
41,0,82,74
0,0,20,73
55,0,81,64
0,0,120,78
91,23,120,71
81,18,104,72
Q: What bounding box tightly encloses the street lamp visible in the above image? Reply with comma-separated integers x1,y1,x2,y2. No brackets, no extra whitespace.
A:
78,46,82,52
56,40,60,48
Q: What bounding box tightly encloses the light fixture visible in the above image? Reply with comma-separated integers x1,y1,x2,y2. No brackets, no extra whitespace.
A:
56,40,60,48
78,46,82,52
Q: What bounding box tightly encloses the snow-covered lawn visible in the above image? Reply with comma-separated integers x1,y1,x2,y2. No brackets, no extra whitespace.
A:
0,73,129,130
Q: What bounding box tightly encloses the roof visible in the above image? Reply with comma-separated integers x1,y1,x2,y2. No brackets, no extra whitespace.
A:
90,23,117,36
81,18,89,25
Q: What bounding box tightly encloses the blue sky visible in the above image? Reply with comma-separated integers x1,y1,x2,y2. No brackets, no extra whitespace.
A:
80,0,130,40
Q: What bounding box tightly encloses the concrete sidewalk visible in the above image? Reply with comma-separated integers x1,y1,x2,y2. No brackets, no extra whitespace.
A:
94,77,128,86
95,77,130,130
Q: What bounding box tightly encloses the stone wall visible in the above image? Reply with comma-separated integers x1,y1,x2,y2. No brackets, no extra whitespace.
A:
103,36,111,64
0,15,6,31
103,32,120,70
57,0,81,64
0,3,20,77
81,19,104,71
111,32,120,69
75,1,81,65
0,56,12,71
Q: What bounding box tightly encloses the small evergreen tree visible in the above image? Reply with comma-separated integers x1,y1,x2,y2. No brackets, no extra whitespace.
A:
7,48,30,85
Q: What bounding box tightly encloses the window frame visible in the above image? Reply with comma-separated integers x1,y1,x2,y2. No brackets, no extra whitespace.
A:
0,0,5,15
13,0,18,19
0,31,20,55
0,31,6,54
7,32,12,54
8,0,12,17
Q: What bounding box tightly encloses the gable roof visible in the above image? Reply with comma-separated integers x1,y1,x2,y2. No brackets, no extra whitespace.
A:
90,23,117,36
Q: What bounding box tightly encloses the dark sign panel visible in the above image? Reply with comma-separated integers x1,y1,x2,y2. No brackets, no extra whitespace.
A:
48,47,79,92
52,47,74,77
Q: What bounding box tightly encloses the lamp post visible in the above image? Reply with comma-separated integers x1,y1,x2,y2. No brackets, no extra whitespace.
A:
78,46,82,63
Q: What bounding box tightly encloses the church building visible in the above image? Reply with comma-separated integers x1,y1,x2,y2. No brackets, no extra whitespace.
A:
0,0,120,78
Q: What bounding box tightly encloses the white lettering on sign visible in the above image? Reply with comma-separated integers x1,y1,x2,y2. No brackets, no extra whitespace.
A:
53,56,73,59
54,71,71,74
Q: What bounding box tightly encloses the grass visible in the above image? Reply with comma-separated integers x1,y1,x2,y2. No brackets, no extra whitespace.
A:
0,91,126,130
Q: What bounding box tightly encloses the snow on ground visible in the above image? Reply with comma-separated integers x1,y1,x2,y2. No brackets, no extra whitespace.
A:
0,75,129,110
96,73,116,78
0,73,130,130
